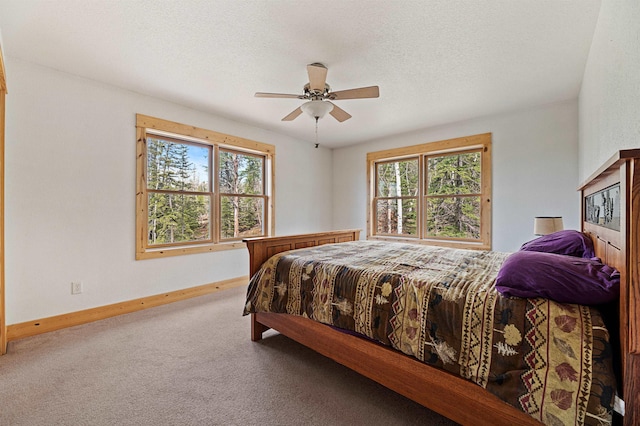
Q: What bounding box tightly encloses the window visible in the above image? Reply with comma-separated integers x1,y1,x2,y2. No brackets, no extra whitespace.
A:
218,149,267,240
146,135,212,246
368,133,491,250
425,150,482,240
375,158,419,236
136,114,274,259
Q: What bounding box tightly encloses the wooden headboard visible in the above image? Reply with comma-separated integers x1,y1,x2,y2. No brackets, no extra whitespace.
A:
579,149,640,423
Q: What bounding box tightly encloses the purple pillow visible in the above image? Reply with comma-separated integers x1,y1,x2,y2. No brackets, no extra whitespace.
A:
495,251,619,305
520,230,595,258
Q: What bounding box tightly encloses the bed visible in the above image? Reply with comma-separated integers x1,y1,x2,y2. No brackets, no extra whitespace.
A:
242,149,640,426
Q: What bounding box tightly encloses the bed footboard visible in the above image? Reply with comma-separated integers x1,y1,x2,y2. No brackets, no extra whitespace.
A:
244,229,361,340
243,229,361,278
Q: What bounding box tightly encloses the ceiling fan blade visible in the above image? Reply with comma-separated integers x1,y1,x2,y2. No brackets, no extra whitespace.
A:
307,63,328,93
327,102,352,122
282,107,303,121
328,86,379,100
255,92,305,99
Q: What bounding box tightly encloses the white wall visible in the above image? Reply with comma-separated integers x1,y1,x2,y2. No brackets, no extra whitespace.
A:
579,0,640,181
5,58,333,324
332,100,580,253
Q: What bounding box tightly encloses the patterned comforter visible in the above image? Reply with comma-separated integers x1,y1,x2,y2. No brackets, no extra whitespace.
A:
243,241,616,425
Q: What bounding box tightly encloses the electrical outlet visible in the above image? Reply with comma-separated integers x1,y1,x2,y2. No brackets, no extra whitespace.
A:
71,281,82,295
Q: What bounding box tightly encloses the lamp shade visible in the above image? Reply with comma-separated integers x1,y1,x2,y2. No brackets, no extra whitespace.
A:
534,217,563,235
300,100,333,119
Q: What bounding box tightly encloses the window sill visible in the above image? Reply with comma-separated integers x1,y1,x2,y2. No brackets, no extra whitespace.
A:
367,235,491,251
136,241,246,260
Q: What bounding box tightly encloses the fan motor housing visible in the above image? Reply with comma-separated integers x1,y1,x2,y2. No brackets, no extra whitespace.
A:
304,83,331,98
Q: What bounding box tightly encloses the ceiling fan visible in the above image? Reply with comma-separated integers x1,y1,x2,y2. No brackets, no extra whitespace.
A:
255,63,379,123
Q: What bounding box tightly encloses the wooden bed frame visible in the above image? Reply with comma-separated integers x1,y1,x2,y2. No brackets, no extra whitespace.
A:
243,150,640,425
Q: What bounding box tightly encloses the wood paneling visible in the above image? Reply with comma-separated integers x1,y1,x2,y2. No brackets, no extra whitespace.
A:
294,241,316,249
267,244,293,258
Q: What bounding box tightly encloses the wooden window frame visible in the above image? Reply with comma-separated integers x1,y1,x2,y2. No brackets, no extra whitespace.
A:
136,114,275,260
367,133,492,250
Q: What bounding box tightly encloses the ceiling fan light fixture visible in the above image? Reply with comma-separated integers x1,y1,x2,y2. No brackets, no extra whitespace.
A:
256,63,378,123
300,100,333,119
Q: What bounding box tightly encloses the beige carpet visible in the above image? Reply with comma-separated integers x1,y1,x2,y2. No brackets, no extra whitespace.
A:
0,286,458,425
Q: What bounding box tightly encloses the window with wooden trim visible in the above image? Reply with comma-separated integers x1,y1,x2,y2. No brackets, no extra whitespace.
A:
367,133,491,250
136,114,275,260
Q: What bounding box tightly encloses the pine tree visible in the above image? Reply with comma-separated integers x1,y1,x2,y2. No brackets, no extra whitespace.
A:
147,137,210,245
376,159,418,235
219,151,264,239
426,152,481,238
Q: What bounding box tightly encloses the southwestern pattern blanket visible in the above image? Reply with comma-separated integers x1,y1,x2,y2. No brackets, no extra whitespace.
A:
243,241,616,425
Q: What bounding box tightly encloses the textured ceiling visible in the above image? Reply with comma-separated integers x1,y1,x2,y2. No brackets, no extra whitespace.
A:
0,0,601,148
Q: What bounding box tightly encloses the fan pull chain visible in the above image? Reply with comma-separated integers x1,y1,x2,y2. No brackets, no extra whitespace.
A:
314,117,319,148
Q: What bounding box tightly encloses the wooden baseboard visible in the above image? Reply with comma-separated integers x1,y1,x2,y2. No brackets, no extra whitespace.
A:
6,276,248,342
